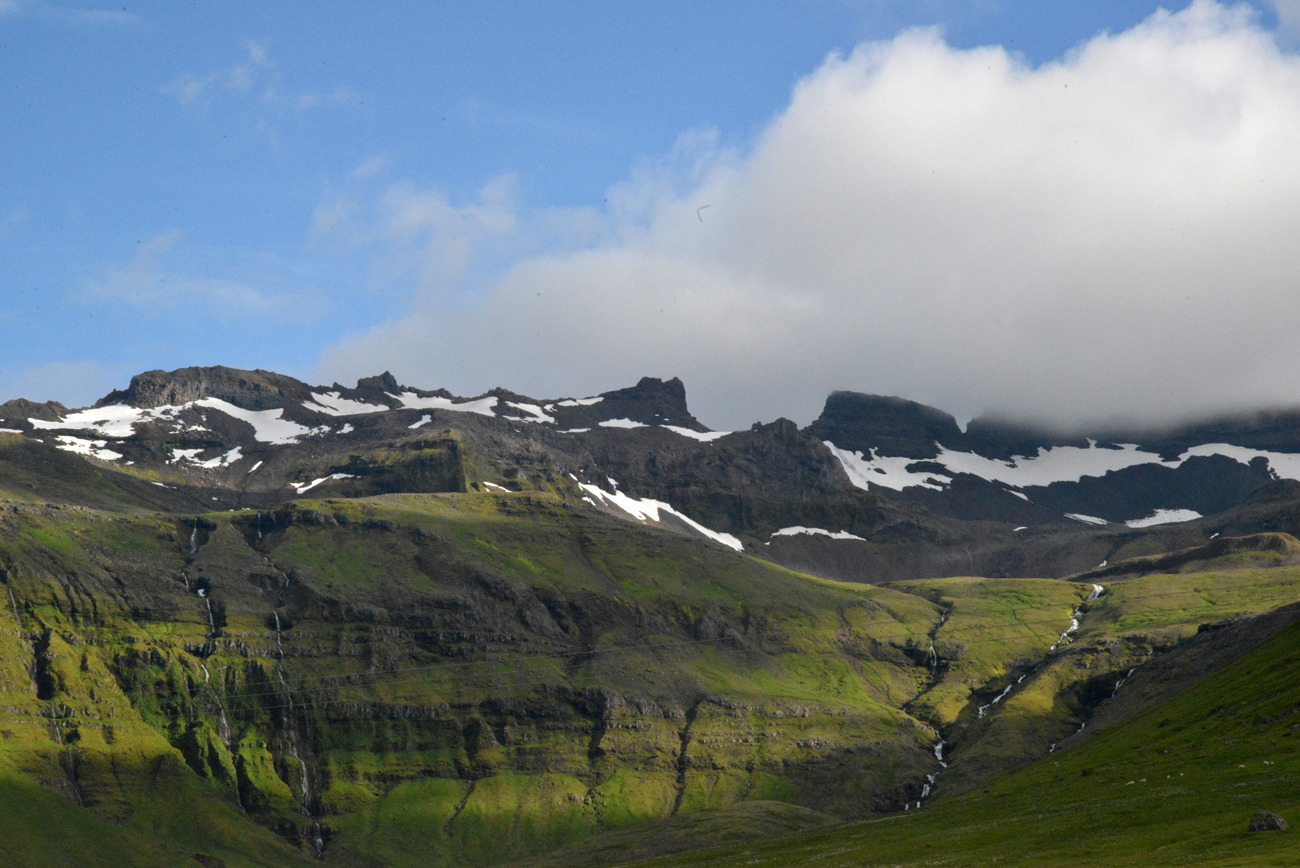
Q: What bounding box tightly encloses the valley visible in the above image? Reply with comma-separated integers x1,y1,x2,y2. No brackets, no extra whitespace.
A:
0,367,1298,867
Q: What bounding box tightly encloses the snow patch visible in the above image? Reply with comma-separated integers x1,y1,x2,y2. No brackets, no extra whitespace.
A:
0,428,22,434
482,481,508,492
503,402,556,423
598,418,647,429
387,391,498,416
662,425,729,442
578,479,743,551
54,435,123,461
408,414,431,429
31,404,154,438
247,460,263,474
824,443,950,491
195,398,325,444
771,526,865,541
290,473,356,494
302,391,389,416
1065,513,1109,526
337,423,354,434
827,438,1300,494
1009,490,1030,502
169,448,203,464
1125,508,1202,528
194,447,243,469
554,396,604,407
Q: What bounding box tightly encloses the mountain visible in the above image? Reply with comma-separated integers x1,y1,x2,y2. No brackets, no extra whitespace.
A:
3,366,1300,866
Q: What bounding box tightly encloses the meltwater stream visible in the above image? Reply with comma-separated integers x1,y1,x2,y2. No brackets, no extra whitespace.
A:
268,562,324,856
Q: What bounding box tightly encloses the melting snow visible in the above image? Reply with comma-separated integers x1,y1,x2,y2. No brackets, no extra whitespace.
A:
482,481,508,492
662,425,729,442
247,460,263,474
387,391,498,417
0,428,22,434
169,448,203,464
1013,526,1028,532
54,435,123,461
195,447,243,469
827,438,1300,494
1126,508,1202,528
824,443,950,491
578,479,743,551
337,423,354,434
1065,513,1109,526
31,404,153,438
563,428,590,434
554,396,604,407
408,414,431,429
1009,490,1030,501
503,402,556,423
771,526,865,541
301,391,388,416
290,473,356,494
599,418,647,429
195,398,325,444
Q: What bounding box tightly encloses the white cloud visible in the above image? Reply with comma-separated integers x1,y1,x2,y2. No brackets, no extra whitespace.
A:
163,39,361,140
318,1,1300,431
1267,0,1300,31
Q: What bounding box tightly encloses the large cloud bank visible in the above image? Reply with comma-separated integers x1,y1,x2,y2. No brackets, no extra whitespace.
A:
319,1,1300,431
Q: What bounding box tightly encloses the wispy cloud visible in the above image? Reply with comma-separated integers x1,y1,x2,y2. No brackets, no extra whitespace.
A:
162,40,362,145
84,230,318,322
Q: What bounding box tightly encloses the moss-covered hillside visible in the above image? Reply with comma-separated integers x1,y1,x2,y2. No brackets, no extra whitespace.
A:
3,491,1300,867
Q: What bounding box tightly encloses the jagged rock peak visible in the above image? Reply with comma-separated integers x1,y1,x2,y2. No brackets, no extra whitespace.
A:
591,375,702,430
355,371,402,393
97,366,313,411
806,392,964,460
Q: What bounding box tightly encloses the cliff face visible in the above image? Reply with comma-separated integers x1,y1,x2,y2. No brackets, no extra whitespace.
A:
0,494,947,866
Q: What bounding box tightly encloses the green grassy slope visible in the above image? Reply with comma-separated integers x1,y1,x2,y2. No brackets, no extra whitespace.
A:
620,604,1300,868
7,489,1300,867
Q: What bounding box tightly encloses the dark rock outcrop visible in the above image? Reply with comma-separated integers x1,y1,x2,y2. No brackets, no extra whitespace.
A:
1248,811,1288,832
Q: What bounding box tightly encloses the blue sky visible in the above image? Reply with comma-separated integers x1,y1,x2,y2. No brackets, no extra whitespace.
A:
3,1,1299,428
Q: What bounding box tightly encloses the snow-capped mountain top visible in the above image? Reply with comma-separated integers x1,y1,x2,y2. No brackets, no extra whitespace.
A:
809,389,1300,528
6,366,1300,581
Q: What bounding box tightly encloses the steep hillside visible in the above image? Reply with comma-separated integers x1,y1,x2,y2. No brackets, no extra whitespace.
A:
625,598,1300,868
4,489,1300,865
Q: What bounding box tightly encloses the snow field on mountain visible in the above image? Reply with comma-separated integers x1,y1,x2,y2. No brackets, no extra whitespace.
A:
302,391,389,416
387,391,498,416
573,476,743,551
1125,509,1202,528
53,435,123,461
194,398,326,445
825,442,949,491
772,526,866,541
828,439,1300,493
662,425,730,441
290,473,357,494
31,403,188,438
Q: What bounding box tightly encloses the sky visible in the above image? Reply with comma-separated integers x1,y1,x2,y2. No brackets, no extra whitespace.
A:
3,1,1300,431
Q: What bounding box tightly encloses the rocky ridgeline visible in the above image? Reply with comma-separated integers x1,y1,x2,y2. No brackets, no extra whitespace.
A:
3,366,1300,582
